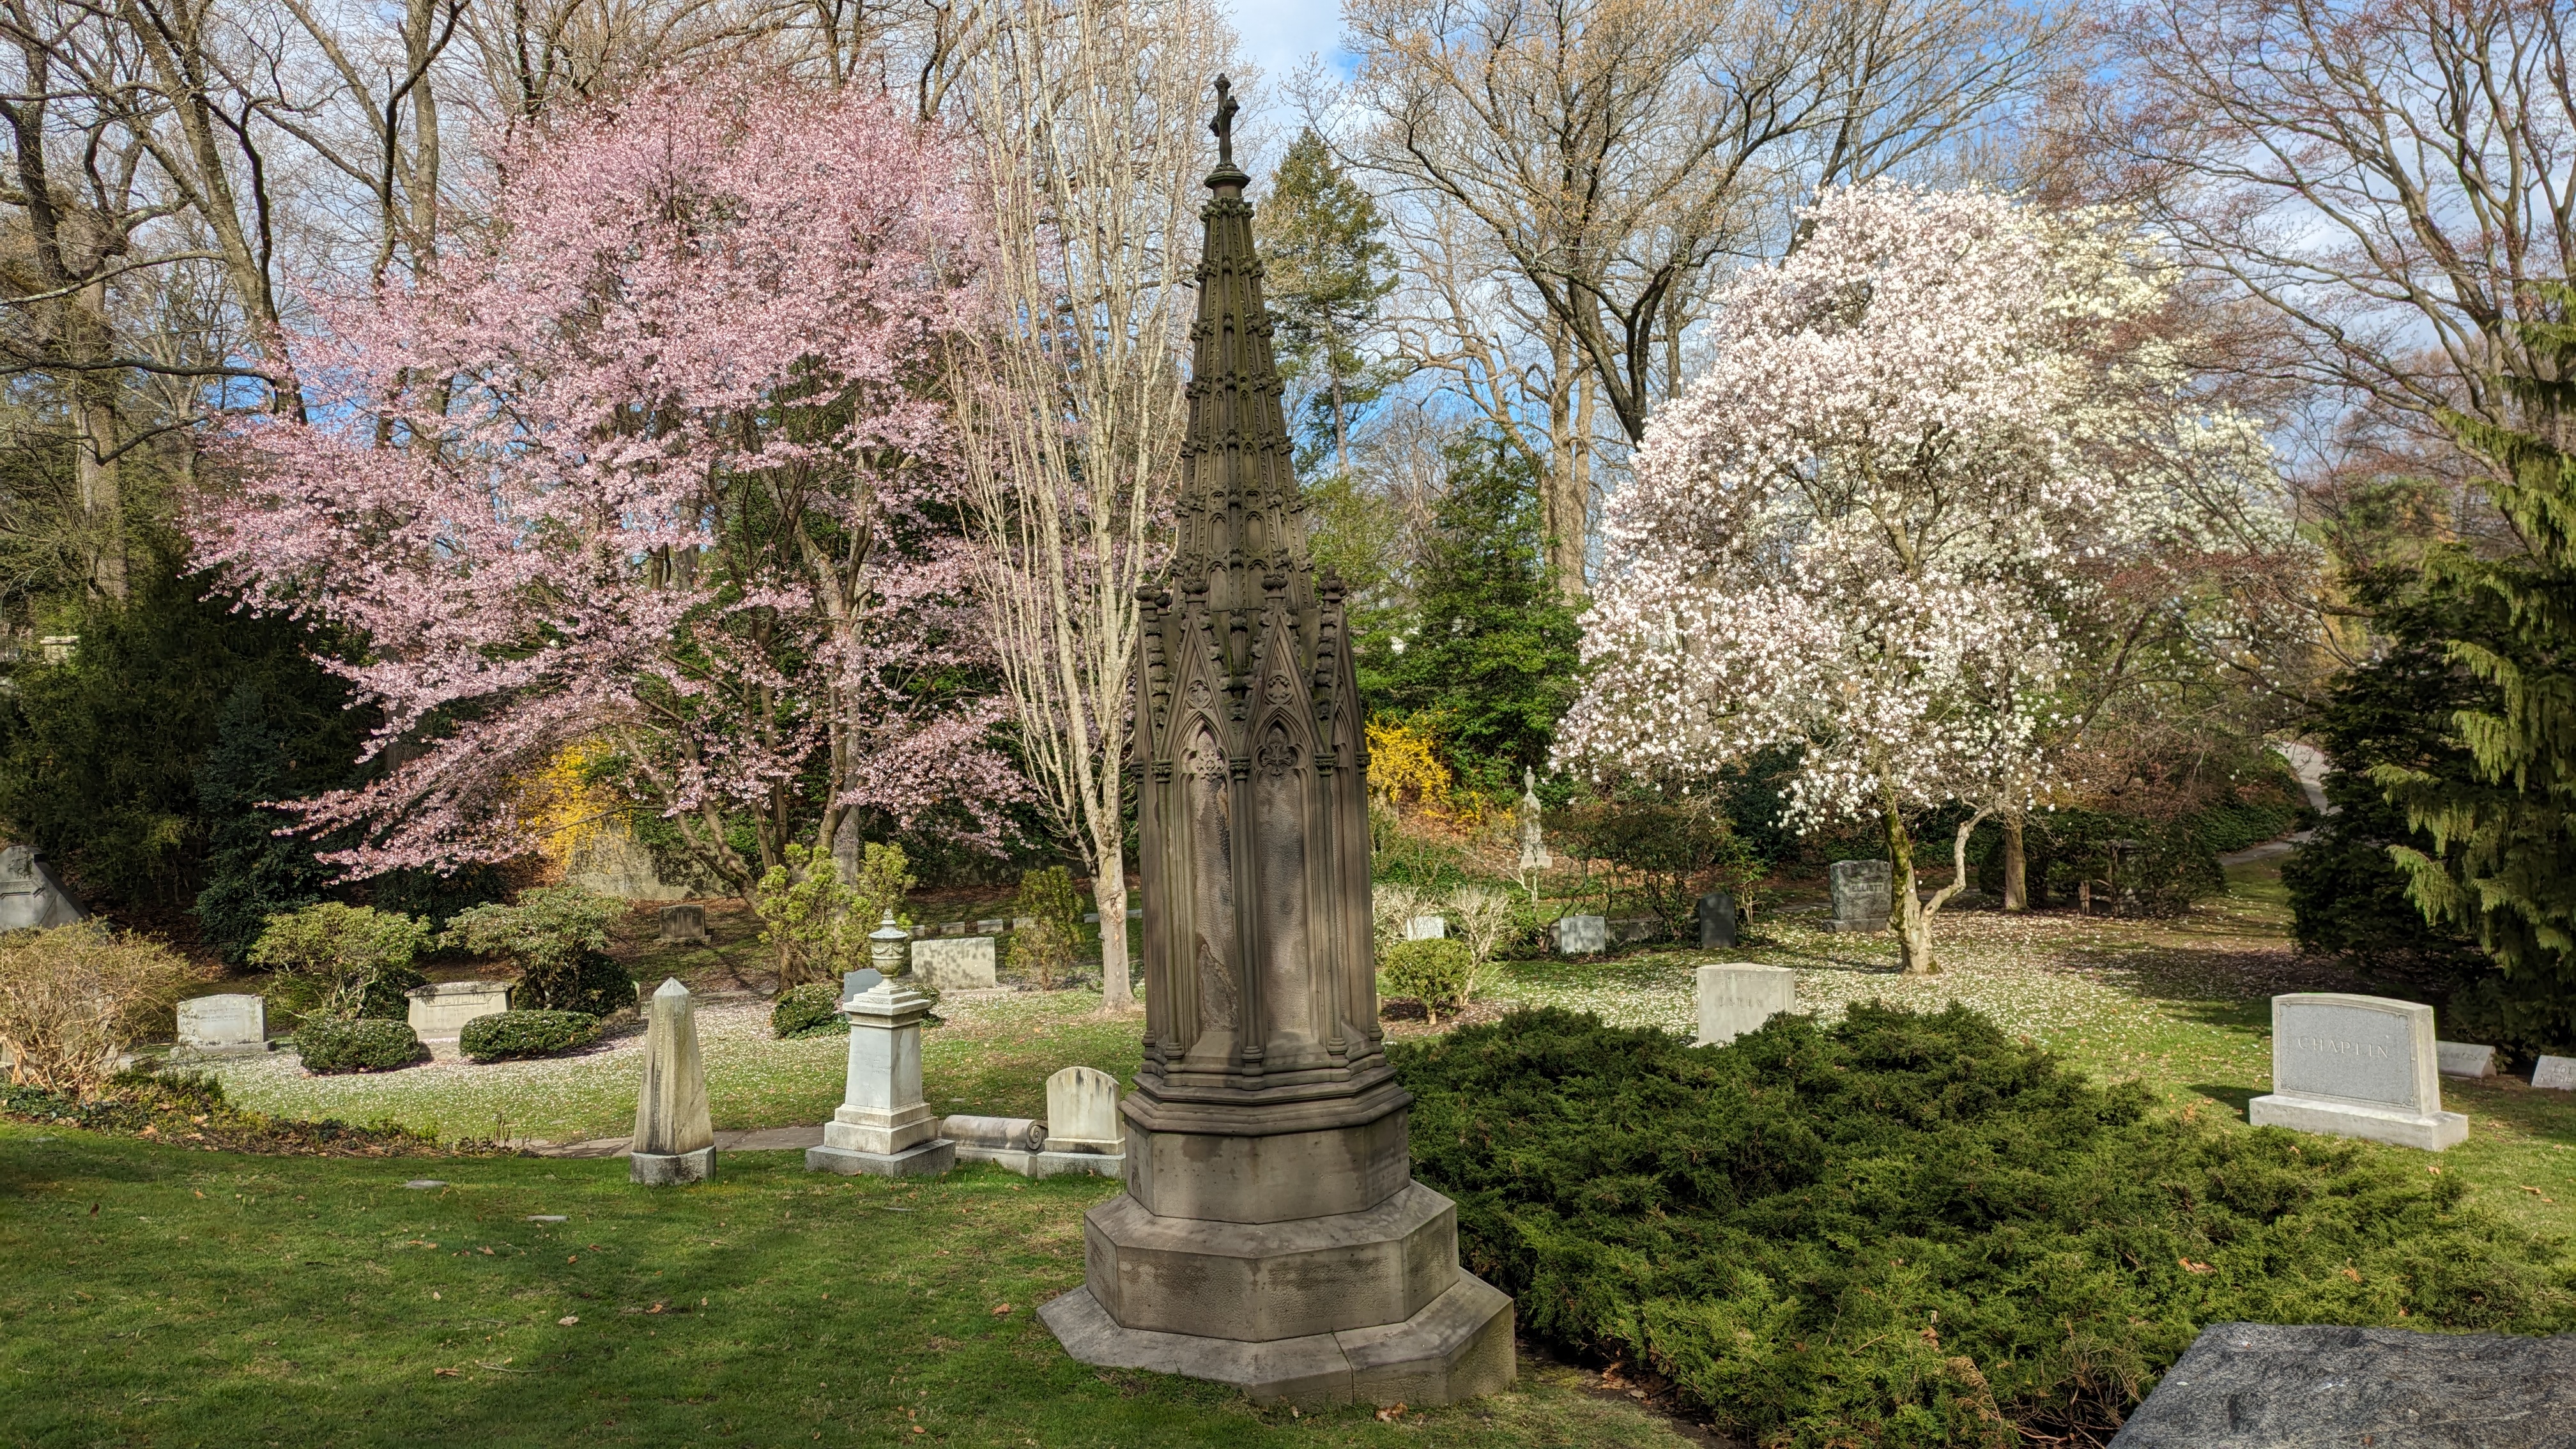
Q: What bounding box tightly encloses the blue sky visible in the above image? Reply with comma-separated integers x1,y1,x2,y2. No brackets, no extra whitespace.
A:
1223,0,1351,87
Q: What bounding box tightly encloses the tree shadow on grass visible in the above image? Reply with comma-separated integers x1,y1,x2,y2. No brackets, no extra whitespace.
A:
2186,1084,2258,1122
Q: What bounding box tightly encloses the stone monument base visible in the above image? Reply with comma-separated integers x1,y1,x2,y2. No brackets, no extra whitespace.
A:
631,1146,714,1185
806,1138,956,1177
1039,1270,1514,1409
2248,1093,2467,1151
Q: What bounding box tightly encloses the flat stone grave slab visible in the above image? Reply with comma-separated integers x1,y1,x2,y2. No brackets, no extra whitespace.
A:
1552,914,1605,955
2108,1321,2576,1448
177,993,267,1054
407,980,511,1039
913,937,997,990
2248,993,2466,1151
2435,1040,2496,1078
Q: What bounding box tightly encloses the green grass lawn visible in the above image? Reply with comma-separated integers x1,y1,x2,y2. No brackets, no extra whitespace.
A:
0,1133,1696,1449
17,858,2573,1446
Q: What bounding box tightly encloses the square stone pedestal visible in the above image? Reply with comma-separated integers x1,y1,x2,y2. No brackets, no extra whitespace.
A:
804,977,954,1179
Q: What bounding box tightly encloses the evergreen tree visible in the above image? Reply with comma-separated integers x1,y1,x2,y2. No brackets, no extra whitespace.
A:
1358,436,1582,795
194,684,344,965
1261,129,1399,476
2375,289,2576,1053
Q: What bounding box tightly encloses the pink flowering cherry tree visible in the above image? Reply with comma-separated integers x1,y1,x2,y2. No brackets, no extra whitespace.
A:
190,79,1020,901
1559,183,2276,972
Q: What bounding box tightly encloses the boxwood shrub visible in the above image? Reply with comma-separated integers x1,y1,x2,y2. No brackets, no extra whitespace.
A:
1395,1004,2576,1448
770,982,848,1039
517,949,636,1018
1381,938,1473,1022
459,1009,602,1062
293,1017,427,1073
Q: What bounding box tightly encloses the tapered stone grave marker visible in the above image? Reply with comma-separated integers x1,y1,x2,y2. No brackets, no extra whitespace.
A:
1038,77,1512,1410
631,979,714,1184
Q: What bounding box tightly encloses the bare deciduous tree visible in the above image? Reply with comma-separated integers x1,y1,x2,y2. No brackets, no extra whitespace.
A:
950,0,1235,1010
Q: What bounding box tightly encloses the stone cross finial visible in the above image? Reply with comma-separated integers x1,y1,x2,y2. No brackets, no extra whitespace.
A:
1211,74,1239,167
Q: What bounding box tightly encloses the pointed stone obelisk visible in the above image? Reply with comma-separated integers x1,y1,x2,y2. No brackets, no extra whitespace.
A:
631,977,715,1185
1038,75,1514,1409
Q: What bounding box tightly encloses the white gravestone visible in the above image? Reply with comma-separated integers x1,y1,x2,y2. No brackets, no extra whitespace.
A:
912,936,997,991
1034,1064,1125,1179
2435,1041,2497,1079
2533,1055,2576,1091
406,980,510,1039
631,979,715,1185
806,976,955,1178
1827,860,1892,933
2248,994,2467,1151
1405,915,1447,941
1693,965,1796,1048
1553,914,1606,955
176,994,268,1055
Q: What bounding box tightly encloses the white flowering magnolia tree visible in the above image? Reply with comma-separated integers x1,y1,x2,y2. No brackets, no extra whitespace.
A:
1559,183,2280,972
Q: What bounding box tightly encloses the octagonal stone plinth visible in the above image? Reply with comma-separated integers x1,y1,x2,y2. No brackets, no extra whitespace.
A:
1085,1181,1457,1342
1041,1269,1514,1409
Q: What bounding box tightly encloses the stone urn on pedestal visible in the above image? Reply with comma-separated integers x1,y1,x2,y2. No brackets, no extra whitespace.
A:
1037,75,1514,1409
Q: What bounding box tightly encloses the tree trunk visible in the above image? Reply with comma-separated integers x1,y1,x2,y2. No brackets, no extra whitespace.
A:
1094,851,1134,1011
1883,796,1935,974
2000,811,2027,913
70,275,126,600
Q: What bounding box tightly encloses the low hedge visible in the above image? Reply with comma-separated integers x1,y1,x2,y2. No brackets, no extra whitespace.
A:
1395,1004,2576,1448
770,982,850,1039
1381,938,1473,1022
293,1018,428,1073
459,1009,602,1062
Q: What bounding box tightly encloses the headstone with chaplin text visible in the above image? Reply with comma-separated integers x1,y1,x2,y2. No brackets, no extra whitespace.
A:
1693,964,1795,1048
2248,993,2465,1150
1828,860,1892,933
631,979,715,1184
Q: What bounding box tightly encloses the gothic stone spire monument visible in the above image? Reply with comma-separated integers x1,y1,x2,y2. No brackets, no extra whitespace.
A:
1036,77,1515,1408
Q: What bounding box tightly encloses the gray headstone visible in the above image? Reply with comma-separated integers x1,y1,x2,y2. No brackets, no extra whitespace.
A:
1404,915,1446,941
2107,1322,2576,1448
2247,993,2465,1150
0,844,83,930
912,936,997,991
2435,1040,2496,1078
631,979,714,1185
2534,1055,2576,1091
1554,914,1606,955
176,993,266,1053
1696,892,1736,949
1606,915,1662,945
1044,1065,1123,1155
658,903,708,943
838,968,884,1006
406,980,511,1039
1827,860,1892,932
1693,963,1794,1047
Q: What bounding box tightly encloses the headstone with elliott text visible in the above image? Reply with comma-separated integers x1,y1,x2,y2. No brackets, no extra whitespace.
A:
1827,860,1892,933
2247,993,2466,1150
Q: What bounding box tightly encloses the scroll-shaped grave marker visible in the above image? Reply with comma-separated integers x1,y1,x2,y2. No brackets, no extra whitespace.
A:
631,979,715,1184
2248,993,2465,1150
